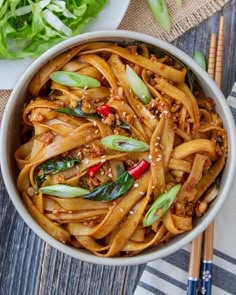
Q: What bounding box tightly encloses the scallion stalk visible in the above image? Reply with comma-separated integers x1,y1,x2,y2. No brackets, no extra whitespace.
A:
193,51,207,71
101,135,150,152
143,184,181,226
39,184,90,198
50,71,101,88
126,65,152,104
148,0,171,33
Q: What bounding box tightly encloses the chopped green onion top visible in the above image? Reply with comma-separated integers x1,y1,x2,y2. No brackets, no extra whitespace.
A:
193,51,207,71
147,0,171,33
143,184,181,227
50,71,101,88
101,135,150,152
126,65,152,104
39,184,90,198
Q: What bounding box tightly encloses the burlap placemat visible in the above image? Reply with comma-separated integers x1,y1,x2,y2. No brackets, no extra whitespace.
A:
0,0,229,122
119,0,229,41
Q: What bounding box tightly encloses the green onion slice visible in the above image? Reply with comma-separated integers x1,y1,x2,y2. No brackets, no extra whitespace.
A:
148,0,171,33
193,51,207,71
50,71,101,88
101,135,150,152
126,65,152,104
39,184,90,198
143,184,181,227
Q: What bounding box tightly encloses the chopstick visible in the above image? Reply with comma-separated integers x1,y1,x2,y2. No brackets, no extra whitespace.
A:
186,16,225,295
186,234,203,295
215,16,225,88
201,17,224,295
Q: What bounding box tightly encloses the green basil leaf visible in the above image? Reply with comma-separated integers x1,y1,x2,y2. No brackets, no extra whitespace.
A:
82,172,135,201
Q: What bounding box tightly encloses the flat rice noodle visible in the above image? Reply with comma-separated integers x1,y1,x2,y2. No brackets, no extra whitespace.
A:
44,197,63,211
15,138,40,169
107,97,149,142
22,192,70,243
199,108,212,123
130,229,146,242
94,179,152,257
172,139,216,160
34,121,75,137
195,149,226,201
77,66,103,83
161,118,175,171
108,54,158,133
174,128,192,141
199,123,225,133
176,83,200,132
168,158,191,173
23,99,57,125
66,172,150,239
35,192,44,213
46,209,108,222
121,225,166,252
177,154,207,201
79,54,118,89
95,196,150,256
50,82,80,103
150,116,166,194
61,59,89,72
171,214,192,231
49,196,111,210
75,236,110,252
155,78,195,124
79,46,186,83
94,120,113,137
71,86,110,100
162,210,184,234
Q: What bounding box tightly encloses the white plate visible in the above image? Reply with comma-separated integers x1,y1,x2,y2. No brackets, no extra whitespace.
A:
0,0,130,90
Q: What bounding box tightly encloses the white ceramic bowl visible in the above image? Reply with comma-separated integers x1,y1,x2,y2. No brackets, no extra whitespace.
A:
1,31,236,266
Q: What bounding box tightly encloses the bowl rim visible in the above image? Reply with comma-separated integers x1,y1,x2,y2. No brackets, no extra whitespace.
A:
1,30,236,266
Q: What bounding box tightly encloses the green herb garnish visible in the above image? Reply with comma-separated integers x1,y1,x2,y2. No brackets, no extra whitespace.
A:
101,135,150,152
50,71,101,88
143,184,181,226
34,157,80,192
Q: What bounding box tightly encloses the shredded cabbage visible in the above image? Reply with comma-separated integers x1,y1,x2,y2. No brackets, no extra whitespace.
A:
0,0,107,59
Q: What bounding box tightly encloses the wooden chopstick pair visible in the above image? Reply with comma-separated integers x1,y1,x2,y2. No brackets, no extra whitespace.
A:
186,16,225,295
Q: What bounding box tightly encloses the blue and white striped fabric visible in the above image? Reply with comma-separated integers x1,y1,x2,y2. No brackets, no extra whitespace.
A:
135,104,236,295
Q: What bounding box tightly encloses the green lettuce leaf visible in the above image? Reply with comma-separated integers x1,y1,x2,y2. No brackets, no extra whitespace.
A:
0,0,107,59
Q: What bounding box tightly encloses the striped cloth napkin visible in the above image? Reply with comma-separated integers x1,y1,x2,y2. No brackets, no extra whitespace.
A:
135,105,236,295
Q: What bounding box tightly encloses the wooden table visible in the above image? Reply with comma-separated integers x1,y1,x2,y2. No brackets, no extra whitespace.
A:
1,1,235,294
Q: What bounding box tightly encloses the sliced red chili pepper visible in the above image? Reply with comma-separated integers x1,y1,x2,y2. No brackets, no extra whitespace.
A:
96,104,113,118
128,160,149,180
87,162,104,177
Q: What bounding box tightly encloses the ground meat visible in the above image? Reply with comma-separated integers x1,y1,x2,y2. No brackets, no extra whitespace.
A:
81,97,99,113
29,110,45,122
40,131,54,144
102,113,116,126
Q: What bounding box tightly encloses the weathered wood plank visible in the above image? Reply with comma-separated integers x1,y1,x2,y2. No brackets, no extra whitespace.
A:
0,1,235,295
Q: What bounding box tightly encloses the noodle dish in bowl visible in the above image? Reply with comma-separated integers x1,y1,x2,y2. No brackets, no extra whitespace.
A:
1,31,235,265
